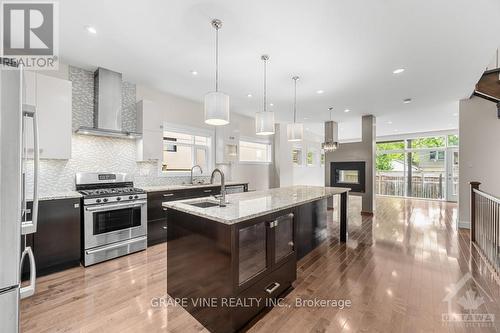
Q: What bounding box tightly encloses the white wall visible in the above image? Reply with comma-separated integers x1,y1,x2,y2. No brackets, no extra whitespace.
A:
292,133,325,186
136,85,275,190
459,97,500,228
273,125,325,187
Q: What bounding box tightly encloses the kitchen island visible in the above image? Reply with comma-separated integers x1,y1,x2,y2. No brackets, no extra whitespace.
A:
163,186,349,333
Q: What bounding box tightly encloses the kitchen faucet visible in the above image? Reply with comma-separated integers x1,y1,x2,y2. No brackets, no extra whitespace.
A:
190,165,203,184
210,168,226,207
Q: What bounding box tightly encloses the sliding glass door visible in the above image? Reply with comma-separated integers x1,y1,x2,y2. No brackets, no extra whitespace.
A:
376,134,459,201
446,148,459,202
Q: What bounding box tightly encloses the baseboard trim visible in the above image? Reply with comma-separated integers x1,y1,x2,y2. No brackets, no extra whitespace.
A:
458,220,470,229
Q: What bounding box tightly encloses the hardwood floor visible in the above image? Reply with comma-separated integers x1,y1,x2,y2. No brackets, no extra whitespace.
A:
20,196,500,333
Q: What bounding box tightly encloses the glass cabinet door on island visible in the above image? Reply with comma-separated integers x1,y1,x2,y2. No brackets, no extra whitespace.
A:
273,213,294,263
238,222,267,284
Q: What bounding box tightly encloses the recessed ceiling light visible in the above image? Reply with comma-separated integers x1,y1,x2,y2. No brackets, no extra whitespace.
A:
394,129,399,132
403,98,412,104
344,109,350,113
303,117,308,120
269,103,274,106
453,113,458,116
190,70,198,76
316,90,324,94
247,93,252,98
387,121,393,124
84,25,97,34
393,68,405,74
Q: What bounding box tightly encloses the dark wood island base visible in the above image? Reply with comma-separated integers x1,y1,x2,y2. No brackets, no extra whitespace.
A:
166,188,349,333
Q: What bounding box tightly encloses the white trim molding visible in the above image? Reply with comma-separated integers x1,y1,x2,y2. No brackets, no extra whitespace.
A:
457,219,471,229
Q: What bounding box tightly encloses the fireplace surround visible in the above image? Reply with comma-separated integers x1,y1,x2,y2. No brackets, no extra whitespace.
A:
331,161,366,193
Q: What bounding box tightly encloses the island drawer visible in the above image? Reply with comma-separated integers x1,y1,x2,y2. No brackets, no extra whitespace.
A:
232,258,296,329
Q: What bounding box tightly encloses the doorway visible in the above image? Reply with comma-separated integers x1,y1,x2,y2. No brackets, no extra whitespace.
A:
446,148,459,202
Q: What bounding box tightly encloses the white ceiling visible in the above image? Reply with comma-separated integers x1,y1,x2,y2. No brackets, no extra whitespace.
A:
59,0,500,139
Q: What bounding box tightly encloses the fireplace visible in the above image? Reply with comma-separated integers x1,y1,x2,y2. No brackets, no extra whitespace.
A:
331,161,365,193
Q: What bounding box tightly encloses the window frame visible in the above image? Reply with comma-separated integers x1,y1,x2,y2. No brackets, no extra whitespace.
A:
292,146,303,167
161,124,215,176
306,148,318,167
238,136,273,164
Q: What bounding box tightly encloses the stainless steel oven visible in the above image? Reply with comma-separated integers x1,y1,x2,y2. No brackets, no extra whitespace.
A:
77,172,148,266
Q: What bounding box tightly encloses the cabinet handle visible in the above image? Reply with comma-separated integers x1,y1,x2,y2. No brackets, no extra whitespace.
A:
162,226,168,230
162,208,168,211
265,282,281,294
163,193,174,197
267,220,278,228
203,189,212,193
288,241,294,247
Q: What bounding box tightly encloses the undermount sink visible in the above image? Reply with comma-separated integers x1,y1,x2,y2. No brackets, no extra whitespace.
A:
185,200,220,208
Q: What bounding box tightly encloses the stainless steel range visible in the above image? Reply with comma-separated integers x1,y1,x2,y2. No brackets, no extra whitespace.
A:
76,172,147,266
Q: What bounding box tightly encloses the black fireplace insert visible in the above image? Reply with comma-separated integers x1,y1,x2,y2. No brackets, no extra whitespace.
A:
331,161,365,193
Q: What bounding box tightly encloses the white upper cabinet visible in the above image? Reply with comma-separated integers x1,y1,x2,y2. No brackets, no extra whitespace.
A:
137,100,163,132
136,100,163,161
24,71,72,160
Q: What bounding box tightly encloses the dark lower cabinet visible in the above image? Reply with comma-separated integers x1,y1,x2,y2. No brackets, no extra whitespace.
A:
166,207,296,333
22,198,81,279
146,184,247,246
147,218,168,246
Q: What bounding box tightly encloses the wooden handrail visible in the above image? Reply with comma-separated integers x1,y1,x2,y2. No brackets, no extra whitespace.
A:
473,188,500,205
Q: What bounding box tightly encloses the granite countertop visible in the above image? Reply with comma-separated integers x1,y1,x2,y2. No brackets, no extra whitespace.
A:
140,181,248,193
162,185,349,225
27,191,82,201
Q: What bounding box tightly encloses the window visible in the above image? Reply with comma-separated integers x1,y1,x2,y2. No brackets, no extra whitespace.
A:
447,134,459,147
162,129,212,172
320,153,325,166
429,150,445,161
376,140,405,151
292,148,302,166
239,140,272,163
306,149,317,166
409,136,445,149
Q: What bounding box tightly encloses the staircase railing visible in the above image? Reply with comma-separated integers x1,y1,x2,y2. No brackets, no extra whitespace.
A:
470,182,500,273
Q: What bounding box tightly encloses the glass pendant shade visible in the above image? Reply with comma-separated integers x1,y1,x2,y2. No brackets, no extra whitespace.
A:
255,111,275,135
322,141,339,152
287,122,303,141
204,91,229,126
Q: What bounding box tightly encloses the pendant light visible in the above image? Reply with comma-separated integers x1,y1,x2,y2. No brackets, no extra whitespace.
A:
204,19,230,126
322,107,339,152
255,55,275,135
287,76,303,141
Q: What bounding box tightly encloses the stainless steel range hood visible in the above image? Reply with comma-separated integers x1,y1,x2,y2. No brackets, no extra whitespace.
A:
76,67,141,139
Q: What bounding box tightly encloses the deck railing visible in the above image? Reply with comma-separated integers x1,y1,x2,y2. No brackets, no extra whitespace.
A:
470,182,500,273
376,172,446,199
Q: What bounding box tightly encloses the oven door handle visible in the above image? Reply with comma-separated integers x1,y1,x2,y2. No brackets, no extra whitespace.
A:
85,200,147,212
85,236,147,255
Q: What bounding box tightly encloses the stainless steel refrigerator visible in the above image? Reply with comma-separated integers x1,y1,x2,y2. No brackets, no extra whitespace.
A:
0,64,39,332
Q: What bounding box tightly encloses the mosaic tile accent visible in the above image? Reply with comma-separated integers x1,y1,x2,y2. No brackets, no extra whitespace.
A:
69,66,137,132
69,66,94,131
122,81,137,132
